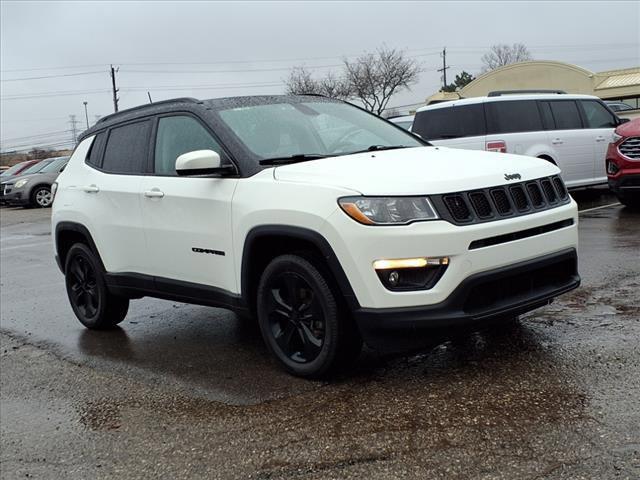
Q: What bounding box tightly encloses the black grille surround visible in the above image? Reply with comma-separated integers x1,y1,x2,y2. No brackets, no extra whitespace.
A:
431,175,571,226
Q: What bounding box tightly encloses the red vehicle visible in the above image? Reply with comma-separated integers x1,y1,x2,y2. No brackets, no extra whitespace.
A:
606,118,640,207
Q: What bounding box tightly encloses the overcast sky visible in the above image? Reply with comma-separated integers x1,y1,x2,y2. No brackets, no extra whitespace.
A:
1,0,638,151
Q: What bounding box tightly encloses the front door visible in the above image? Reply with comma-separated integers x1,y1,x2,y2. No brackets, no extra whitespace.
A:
139,114,238,294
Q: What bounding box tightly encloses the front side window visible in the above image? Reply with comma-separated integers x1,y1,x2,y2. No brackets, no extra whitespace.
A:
549,101,582,130
102,120,151,174
217,101,423,160
581,100,617,128
154,115,224,175
412,104,486,140
486,100,543,134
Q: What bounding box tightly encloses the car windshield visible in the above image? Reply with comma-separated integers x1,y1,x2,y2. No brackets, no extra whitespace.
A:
217,100,424,162
0,162,29,177
38,157,68,173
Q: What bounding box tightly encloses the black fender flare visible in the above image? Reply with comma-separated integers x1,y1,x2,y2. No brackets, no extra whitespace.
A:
240,225,360,311
54,221,104,274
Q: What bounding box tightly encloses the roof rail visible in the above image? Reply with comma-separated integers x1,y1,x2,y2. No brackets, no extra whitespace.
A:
488,89,567,97
97,97,201,124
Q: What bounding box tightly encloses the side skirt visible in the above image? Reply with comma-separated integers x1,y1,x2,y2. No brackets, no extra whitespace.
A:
104,272,248,314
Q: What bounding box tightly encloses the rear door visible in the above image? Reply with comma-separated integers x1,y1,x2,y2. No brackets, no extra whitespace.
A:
139,114,239,292
412,103,486,151
578,99,618,183
543,100,594,187
79,121,151,273
485,100,546,157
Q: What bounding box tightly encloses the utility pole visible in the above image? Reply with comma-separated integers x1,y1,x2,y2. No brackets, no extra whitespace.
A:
110,64,119,113
83,101,89,129
437,47,450,89
68,115,79,145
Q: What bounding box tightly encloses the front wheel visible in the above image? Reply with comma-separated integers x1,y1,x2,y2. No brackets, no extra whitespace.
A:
64,243,129,329
617,194,640,209
31,186,53,208
256,254,361,378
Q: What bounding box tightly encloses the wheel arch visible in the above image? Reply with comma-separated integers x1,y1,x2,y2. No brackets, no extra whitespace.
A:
240,225,359,314
55,222,104,274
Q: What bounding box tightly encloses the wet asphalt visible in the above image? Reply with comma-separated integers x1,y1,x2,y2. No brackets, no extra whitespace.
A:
0,188,638,479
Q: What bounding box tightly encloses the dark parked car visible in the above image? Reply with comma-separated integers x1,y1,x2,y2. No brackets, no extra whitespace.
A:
1,156,69,207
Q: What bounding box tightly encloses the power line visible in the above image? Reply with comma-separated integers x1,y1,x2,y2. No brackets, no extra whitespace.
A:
0,70,106,82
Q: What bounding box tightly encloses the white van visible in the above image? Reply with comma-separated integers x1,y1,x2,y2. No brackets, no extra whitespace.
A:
413,92,625,188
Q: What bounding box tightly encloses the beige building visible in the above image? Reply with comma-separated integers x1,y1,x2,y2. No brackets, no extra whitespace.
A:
426,61,640,111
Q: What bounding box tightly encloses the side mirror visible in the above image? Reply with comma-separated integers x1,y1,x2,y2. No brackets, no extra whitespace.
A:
618,117,631,125
175,150,234,176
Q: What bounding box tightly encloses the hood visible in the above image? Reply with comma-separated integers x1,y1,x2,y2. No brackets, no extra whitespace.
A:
615,117,640,138
273,146,559,195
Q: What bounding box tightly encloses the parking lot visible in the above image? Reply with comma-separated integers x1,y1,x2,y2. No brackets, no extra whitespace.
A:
1,190,638,479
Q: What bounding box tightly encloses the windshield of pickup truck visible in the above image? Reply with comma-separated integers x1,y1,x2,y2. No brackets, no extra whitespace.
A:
217,100,424,163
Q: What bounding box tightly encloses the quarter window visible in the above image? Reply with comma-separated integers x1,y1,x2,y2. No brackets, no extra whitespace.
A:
581,100,617,128
86,132,106,168
412,104,486,140
154,115,223,175
549,101,582,130
102,121,152,174
486,100,543,134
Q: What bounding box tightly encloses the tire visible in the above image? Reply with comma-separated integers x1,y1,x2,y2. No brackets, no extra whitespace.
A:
64,243,129,329
31,185,53,208
256,254,362,378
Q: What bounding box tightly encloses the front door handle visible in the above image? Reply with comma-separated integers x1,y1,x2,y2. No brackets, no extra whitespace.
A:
83,184,99,193
595,136,606,142
144,189,165,198
551,138,563,145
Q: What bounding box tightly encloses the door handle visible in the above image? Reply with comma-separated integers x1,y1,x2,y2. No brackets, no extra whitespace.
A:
144,189,165,198
595,136,606,142
83,184,99,193
551,138,563,145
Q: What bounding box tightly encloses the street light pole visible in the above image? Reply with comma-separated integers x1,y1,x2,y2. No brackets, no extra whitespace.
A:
83,101,89,129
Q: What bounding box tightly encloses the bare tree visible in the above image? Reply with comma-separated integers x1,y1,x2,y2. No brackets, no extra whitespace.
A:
481,43,532,72
285,66,351,100
344,48,420,115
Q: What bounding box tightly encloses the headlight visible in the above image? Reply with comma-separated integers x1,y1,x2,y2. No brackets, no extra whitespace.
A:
612,132,623,142
14,178,30,188
338,196,439,225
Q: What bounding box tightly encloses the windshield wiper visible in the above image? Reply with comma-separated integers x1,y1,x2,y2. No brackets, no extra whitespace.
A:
259,154,327,166
344,145,411,155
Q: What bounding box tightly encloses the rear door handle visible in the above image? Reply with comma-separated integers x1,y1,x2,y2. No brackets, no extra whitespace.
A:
551,138,563,145
83,184,99,193
595,136,606,142
144,189,165,198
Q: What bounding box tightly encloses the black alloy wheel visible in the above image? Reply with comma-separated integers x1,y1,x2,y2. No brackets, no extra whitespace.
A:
64,243,129,329
257,254,362,378
266,271,326,364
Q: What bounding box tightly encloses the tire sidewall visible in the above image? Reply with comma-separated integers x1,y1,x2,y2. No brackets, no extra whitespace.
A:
64,244,109,329
257,255,340,377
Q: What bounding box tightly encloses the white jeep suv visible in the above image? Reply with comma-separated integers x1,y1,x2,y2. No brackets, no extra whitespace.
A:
413,92,623,189
52,95,580,377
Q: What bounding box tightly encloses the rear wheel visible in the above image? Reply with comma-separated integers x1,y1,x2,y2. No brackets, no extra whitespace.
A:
31,186,53,208
257,254,361,378
64,243,129,329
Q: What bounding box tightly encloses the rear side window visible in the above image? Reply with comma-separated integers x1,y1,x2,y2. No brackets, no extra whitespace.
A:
86,132,106,168
486,100,543,134
549,101,582,130
580,100,617,128
102,120,152,174
412,104,486,140
154,115,224,175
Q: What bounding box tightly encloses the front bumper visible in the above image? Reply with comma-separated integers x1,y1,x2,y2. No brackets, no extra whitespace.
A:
608,174,640,196
354,248,580,349
0,184,29,205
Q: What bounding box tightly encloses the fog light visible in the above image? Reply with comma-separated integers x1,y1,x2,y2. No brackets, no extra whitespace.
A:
606,160,619,175
373,256,449,291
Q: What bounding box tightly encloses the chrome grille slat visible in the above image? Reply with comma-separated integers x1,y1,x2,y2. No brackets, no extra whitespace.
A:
619,136,640,160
